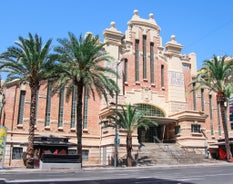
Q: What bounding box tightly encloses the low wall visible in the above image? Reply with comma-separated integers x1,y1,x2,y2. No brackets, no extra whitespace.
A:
39,154,81,170
40,161,81,170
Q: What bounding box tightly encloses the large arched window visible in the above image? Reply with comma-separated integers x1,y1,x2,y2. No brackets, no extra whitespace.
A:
135,104,165,117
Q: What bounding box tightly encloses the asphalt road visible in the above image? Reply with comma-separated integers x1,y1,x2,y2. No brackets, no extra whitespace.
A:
0,163,233,184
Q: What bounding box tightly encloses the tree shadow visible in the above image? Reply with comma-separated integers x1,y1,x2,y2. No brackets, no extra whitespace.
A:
11,177,194,184
76,178,194,184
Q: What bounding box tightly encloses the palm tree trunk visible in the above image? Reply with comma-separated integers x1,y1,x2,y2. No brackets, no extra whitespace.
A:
76,81,84,167
218,95,232,162
26,85,38,168
126,134,133,167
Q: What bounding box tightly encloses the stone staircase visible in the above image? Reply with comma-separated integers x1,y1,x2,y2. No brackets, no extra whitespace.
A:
135,143,217,166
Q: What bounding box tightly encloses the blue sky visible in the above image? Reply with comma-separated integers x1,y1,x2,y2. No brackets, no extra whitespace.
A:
1,0,233,78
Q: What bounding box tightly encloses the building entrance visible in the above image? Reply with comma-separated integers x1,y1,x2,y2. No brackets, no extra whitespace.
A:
138,125,164,143
135,103,167,143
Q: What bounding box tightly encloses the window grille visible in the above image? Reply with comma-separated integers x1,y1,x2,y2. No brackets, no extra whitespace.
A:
45,81,52,126
192,83,197,110
161,65,164,88
71,86,76,129
135,104,165,117
209,94,214,135
150,42,155,84
12,147,23,160
201,88,204,111
58,87,64,128
143,35,147,79
17,90,26,125
83,88,88,129
135,39,139,82
191,124,201,133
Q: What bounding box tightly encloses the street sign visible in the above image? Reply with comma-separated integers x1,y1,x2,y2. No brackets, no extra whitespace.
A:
115,132,120,145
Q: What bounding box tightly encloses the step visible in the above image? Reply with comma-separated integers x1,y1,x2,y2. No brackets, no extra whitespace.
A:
136,143,210,166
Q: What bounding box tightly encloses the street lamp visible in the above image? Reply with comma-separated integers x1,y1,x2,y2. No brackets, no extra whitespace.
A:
114,59,124,167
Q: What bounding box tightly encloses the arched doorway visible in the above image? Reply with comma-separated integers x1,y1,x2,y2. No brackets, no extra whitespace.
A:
136,104,165,143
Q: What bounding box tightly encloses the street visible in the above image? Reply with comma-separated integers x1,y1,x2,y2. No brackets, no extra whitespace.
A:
0,163,233,184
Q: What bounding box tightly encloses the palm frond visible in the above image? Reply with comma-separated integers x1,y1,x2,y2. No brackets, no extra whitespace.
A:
189,55,233,96
106,104,157,134
54,32,118,103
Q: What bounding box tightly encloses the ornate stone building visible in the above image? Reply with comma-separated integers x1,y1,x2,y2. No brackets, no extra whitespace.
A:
1,10,230,167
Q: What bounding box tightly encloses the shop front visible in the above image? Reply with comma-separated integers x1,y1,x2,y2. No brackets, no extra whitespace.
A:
22,135,78,168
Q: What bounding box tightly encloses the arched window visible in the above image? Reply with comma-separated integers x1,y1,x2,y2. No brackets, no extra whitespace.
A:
135,104,165,117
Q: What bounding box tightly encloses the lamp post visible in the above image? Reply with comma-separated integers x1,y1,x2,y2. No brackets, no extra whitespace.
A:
114,59,124,167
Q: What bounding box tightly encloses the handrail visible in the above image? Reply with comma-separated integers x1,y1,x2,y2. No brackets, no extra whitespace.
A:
153,136,162,143
153,136,180,161
201,129,208,139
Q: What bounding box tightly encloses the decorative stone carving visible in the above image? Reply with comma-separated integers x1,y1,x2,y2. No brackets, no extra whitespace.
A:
141,87,152,102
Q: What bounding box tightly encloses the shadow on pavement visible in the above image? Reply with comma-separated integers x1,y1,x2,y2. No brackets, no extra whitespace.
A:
7,177,194,184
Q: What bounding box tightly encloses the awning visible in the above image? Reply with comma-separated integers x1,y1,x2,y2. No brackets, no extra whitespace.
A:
20,141,77,147
20,134,77,147
33,142,77,147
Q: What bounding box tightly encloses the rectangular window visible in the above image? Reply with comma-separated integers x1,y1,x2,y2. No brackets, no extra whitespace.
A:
175,125,181,134
83,87,88,129
12,147,23,160
35,90,39,125
101,120,109,129
82,150,89,161
191,124,201,133
135,39,139,82
17,90,26,125
217,104,222,135
209,94,214,135
45,81,52,126
71,85,76,129
58,87,64,128
193,83,196,110
143,35,147,79
201,88,204,111
123,59,128,83
150,42,155,84
161,65,164,88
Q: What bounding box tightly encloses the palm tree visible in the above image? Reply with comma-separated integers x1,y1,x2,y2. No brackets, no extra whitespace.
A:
107,104,157,167
191,55,233,162
54,32,119,167
0,33,57,168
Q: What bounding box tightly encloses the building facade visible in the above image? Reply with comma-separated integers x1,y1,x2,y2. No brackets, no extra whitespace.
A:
1,10,231,167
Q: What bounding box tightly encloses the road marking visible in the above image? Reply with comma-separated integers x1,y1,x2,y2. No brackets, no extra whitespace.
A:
137,177,152,179
179,177,203,181
115,173,128,176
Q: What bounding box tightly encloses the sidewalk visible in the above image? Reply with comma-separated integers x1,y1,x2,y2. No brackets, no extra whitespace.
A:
0,160,231,173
